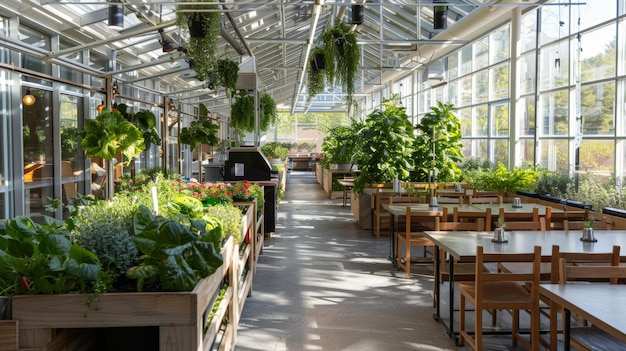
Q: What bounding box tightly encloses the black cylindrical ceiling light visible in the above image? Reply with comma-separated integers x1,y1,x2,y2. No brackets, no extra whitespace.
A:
108,3,124,30
352,5,364,25
158,29,176,53
433,5,448,30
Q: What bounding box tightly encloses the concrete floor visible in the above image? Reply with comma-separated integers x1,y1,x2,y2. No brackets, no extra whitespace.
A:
235,171,555,351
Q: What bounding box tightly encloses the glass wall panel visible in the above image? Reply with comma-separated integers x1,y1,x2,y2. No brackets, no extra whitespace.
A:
539,5,570,45
457,107,472,137
475,139,489,160
60,94,86,205
459,76,472,107
539,41,570,90
521,9,538,53
494,139,509,165
539,89,569,136
23,87,53,222
473,37,489,71
474,105,488,137
519,53,536,95
581,81,615,136
579,139,615,173
447,80,458,107
459,46,472,77
580,25,617,83
19,26,52,76
520,95,536,137
474,70,488,103
620,18,626,76
490,63,509,100
491,102,509,138
519,138,535,165
538,139,569,170
490,25,510,64
576,0,617,32
448,52,458,80
0,69,10,219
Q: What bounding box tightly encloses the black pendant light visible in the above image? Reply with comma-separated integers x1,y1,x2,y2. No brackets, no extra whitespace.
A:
433,5,448,30
158,29,176,53
108,3,124,30
352,5,364,25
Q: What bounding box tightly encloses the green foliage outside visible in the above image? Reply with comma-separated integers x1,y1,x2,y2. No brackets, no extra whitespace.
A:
260,142,289,159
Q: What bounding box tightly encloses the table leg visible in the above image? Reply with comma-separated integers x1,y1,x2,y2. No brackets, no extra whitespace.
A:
564,309,571,350
389,214,395,263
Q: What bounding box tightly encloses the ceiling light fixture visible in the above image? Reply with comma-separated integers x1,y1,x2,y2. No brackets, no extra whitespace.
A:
112,80,119,97
186,57,196,69
23,88,36,106
108,3,124,30
352,4,364,25
158,28,175,53
168,98,176,111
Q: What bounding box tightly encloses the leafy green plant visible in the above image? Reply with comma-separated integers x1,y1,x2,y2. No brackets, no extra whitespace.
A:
322,20,360,106
126,205,224,292
179,111,220,151
115,103,161,150
472,163,540,194
0,216,103,295
534,169,570,196
204,204,244,243
72,198,140,274
352,97,415,195
79,108,145,163
584,219,595,228
260,93,277,131
231,90,255,134
411,101,463,182
215,58,240,91
260,142,289,159
320,121,362,166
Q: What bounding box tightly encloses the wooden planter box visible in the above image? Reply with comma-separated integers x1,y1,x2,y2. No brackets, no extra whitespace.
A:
8,203,261,351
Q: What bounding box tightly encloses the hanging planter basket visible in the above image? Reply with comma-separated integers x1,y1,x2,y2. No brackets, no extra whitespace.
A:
312,53,325,71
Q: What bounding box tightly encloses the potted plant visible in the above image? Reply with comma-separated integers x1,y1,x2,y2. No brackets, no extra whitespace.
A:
116,103,161,150
320,121,361,170
307,46,326,98
213,58,240,92
352,96,415,195
260,142,289,164
411,101,463,183
179,103,220,181
176,1,221,82
259,92,277,132
321,20,360,106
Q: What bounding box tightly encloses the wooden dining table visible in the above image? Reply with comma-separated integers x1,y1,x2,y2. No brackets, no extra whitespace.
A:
423,230,626,345
539,284,626,349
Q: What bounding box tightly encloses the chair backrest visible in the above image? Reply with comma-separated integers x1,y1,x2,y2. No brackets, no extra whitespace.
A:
475,245,542,299
558,252,626,285
389,195,426,204
564,215,613,230
499,207,546,231
550,245,621,284
436,217,485,231
473,189,505,198
550,209,588,230
454,207,493,231
468,195,503,204
405,207,442,235
374,189,394,213
437,196,464,204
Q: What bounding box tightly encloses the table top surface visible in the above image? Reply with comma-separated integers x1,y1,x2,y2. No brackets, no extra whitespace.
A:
539,284,626,343
423,230,626,261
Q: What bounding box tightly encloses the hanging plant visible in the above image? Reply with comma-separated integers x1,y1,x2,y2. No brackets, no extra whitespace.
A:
259,92,277,132
208,59,239,91
179,105,220,151
231,90,255,133
79,109,145,163
321,20,360,106
307,46,326,98
176,2,221,82
115,103,161,150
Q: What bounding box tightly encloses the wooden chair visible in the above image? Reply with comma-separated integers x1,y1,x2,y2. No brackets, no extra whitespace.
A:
454,207,493,231
542,245,622,351
553,254,626,351
433,209,486,307
436,195,464,204
396,207,441,278
499,207,547,231
458,245,542,351
549,209,588,230
468,195,503,204
372,189,394,238
91,163,107,199
564,215,613,230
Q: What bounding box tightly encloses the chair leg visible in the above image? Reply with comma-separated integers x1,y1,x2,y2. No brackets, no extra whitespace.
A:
512,309,519,348
459,294,466,346
404,240,411,278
